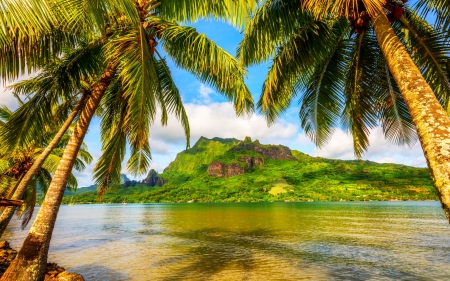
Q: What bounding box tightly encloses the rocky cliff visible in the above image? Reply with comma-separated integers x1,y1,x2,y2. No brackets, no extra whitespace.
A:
124,169,165,187
207,137,291,178
142,169,165,186
236,137,296,160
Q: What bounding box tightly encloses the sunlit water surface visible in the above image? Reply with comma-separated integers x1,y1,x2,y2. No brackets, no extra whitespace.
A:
4,202,450,280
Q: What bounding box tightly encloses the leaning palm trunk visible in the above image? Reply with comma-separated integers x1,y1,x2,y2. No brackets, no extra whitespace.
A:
0,62,116,281
373,11,450,222
0,94,88,238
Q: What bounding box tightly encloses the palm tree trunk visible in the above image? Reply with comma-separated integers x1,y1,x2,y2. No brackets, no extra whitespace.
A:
373,11,450,222
0,62,116,281
0,94,88,238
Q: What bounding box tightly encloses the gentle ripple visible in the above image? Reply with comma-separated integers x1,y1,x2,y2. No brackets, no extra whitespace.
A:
4,201,450,280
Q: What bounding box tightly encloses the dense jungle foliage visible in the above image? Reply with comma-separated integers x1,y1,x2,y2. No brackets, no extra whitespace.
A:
60,137,436,204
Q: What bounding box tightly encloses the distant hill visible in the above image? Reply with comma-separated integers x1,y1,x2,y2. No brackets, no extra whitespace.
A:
62,136,437,204
60,174,130,197
120,174,130,184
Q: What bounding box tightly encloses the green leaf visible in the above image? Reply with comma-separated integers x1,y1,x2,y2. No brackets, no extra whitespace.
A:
257,19,333,123
341,32,378,158
299,21,349,147
153,17,254,115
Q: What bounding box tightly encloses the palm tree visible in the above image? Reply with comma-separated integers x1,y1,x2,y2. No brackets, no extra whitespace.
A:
0,101,93,235
415,0,450,38
0,42,104,237
0,0,256,280
238,0,450,221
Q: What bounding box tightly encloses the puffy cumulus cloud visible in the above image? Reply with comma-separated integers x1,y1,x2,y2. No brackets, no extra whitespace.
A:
149,138,174,155
138,101,300,175
302,127,427,167
150,102,299,146
197,84,215,104
0,74,34,110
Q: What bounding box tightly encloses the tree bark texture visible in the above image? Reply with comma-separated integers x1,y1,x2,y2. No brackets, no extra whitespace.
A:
0,62,116,281
373,11,450,222
0,94,88,238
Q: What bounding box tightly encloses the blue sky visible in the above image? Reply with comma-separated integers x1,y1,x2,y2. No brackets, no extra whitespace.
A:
1,16,430,187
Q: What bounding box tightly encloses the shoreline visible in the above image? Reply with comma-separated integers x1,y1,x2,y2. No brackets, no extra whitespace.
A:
56,199,441,205
0,241,85,281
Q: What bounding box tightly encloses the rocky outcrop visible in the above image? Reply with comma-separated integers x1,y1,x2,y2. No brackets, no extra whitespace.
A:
208,161,245,177
0,241,85,281
45,263,85,281
237,137,296,160
254,157,264,166
208,161,226,177
207,137,293,178
227,163,245,177
124,180,138,188
238,156,264,168
120,174,130,184
208,156,264,178
142,169,165,187
124,169,165,188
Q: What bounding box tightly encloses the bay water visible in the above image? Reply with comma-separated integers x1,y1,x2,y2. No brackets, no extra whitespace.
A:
4,202,450,280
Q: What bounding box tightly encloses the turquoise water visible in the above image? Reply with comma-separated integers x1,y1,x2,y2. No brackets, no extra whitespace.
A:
4,202,450,280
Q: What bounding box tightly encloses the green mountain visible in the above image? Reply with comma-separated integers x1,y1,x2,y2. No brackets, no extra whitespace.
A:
62,137,437,204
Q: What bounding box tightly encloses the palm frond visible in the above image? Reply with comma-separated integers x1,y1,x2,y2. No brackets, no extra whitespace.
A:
258,19,333,123
36,168,52,195
160,0,257,29
154,53,190,148
0,105,12,123
0,0,85,82
237,0,310,66
341,31,378,158
300,0,385,19
57,0,140,36
66,173,78,191
0,175,17,198
16,180,36,230
0,159,12,175
75,146,93,166
1,41,103,149
127,145,152,176
299,20,349,147
94,79,127,198
374,63,417,146
396,10,450,112
105,25,158,173
40,153,62,174
414,0,450,36
152,17,254,115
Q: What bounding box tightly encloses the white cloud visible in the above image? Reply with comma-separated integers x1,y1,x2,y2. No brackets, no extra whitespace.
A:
0,74,35,110
72,157,98,187
377,156,395,163
0,84,19,110
139,101,300,176
150,138,173,155
150,101,298,146
301,127,427,167
196,84,215,104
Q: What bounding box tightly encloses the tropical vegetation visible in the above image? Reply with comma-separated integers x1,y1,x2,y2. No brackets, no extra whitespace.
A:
61,137,436,204
0,0,450,280
237,0,450,221
0,0,256,280
0,99,92,236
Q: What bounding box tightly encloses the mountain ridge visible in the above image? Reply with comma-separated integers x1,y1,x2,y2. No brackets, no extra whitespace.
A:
62,136,436,204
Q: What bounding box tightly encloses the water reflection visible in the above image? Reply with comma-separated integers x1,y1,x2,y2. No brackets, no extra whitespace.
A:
4,202,450,280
